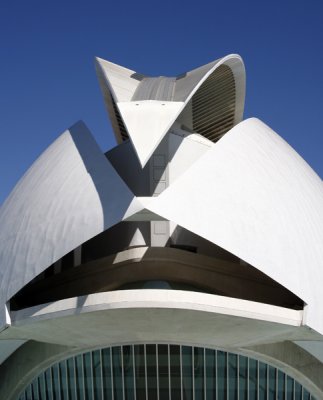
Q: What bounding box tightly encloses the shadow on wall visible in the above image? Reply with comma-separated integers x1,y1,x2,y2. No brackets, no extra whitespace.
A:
69,121,135,230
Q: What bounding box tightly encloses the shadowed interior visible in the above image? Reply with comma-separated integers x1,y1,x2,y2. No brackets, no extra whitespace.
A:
11,224,303,311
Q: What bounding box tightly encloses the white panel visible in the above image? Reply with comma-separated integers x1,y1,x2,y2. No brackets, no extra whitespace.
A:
0,121,139,329
147,118,323,334
118,101,184,167
95,57,141,102
123,197,166,221
9,290,303,345
128,228,147,247
168,126,213,184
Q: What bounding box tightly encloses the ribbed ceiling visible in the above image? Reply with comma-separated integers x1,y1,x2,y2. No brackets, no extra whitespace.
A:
132,77,176,101
192,65,236,142
110,64,237,144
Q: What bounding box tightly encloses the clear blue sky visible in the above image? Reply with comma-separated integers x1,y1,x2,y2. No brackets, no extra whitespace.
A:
1,0,322,205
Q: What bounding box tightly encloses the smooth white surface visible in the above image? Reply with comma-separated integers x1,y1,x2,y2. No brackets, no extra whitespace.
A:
147,118,323,334
95,57,140,102
3,290,306,349
12,290,303,327
168,126,213,184
118,101,184,166
0,121,138,330
123,197,165,221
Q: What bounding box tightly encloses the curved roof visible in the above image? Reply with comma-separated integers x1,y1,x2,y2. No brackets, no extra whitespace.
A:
0,121,139,329
146,118,323,334
96,54,245,166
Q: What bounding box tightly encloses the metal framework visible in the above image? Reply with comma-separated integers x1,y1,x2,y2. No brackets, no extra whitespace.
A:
19,345,315,400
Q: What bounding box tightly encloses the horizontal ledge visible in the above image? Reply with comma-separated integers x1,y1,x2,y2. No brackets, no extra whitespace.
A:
11,289,303,328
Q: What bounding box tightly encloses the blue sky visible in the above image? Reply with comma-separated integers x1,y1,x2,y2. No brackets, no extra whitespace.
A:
1,0,322,205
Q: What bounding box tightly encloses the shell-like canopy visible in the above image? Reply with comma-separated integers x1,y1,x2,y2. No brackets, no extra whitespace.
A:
96,55,245,166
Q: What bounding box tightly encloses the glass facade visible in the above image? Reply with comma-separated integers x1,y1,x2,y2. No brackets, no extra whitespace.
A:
19,344,315,400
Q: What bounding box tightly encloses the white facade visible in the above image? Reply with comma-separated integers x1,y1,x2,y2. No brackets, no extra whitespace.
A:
0,54,322,399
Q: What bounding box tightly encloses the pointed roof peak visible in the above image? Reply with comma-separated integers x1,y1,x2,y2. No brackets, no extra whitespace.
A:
96,54,246,166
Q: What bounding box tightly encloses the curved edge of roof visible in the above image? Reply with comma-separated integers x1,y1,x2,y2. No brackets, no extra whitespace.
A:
95,55,246,152
136,54,246,166
95,57,140,102
12,290,302,334
95,58,134,143
176,54,245,126
145,117,323,334
0,121,138,330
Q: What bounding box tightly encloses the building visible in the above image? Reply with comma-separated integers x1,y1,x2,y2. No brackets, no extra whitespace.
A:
0,54,323,399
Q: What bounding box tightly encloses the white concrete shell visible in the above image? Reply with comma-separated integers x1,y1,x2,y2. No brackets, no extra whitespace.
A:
117,101,184,167
96,54,245,166
95,57,141,103
147,118,323,334
0,121,139,330
1,54,323,399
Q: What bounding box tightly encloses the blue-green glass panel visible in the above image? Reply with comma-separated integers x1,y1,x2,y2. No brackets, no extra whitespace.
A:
112,347,123,400
67,358,76,400
239,356,248,400
38,373,47,399
31,379,40,400
182,346,193,400
75,355,84,400
248,359,257,400
45,368,53,400
277,370,285,400
158,344,169,400
51,364,60,400
135,345,146,400
92,350,103,400
170,345,181,400
294,381,302,400
217,351,227,400
268,366,276,400
83,352,93,400
26,384,33,400
123,346,135,400
303,388,311,400
286,376,293,400
194,347,204,400
258,362,267,400
18,345,317,400
59,360,68,400
217,351,228,400
102,348,113,400
205,349,216,400
228,354,237,400
147,344,158,400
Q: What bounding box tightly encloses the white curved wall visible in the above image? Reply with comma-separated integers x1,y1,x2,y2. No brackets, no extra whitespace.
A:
95,57,140,103
147,118,323,334
0,121,139,329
